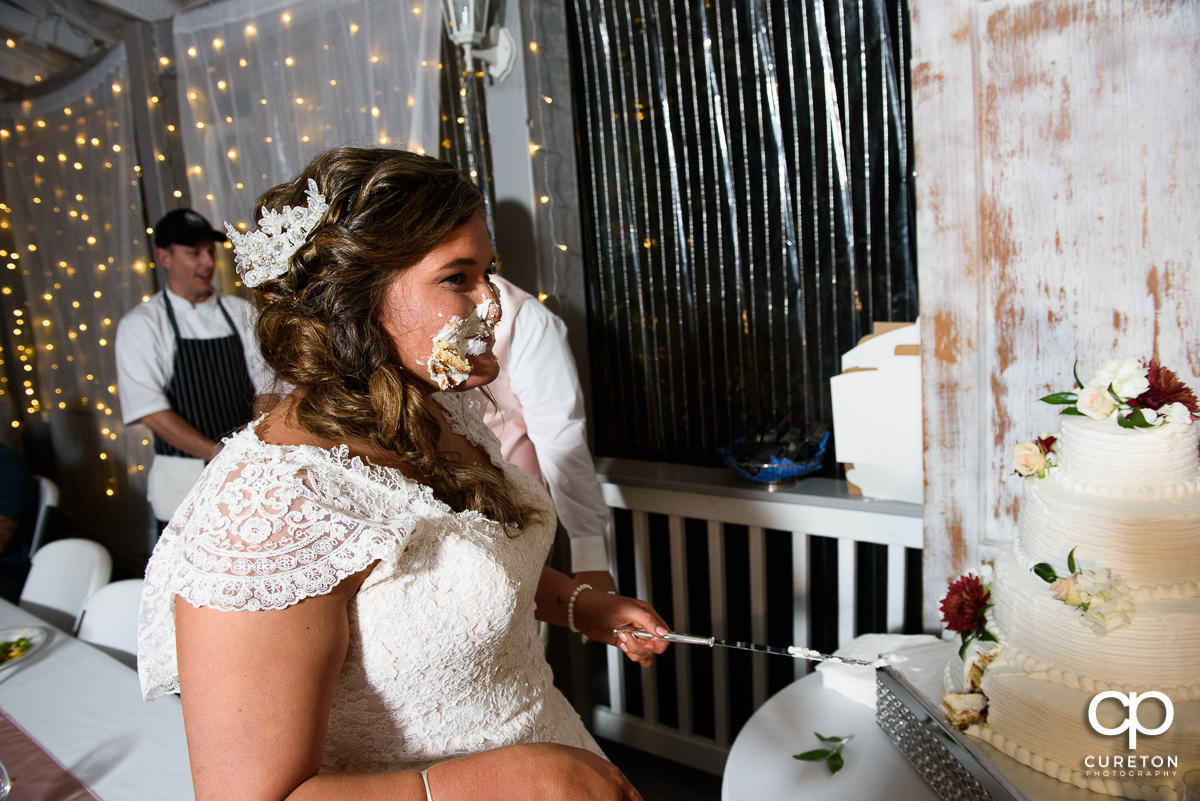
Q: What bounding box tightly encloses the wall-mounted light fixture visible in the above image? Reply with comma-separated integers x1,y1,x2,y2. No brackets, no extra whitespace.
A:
440,0,515,82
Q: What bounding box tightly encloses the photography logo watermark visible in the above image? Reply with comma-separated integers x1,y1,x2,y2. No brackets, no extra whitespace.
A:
1083,691,1179,780
1088,691,1173,749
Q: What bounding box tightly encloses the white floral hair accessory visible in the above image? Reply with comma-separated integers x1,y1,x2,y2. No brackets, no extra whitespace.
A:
225,178,329,287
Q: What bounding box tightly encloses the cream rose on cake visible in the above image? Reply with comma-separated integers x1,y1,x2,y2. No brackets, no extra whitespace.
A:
1011,434,1057,478
1012,441,1046,475
1075,385,1117,420
1051,573,1083,606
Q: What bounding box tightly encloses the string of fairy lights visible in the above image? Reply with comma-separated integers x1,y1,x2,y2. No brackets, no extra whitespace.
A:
1,1,569,517
173,4,441,244
0,52,155,502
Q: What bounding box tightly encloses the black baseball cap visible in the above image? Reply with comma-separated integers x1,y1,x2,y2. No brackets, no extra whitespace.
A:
153,208,228,249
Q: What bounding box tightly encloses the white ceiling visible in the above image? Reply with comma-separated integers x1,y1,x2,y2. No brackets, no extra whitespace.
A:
0,0,198,100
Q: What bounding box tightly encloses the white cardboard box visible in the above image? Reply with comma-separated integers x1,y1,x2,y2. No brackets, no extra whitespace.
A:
828,321,922,503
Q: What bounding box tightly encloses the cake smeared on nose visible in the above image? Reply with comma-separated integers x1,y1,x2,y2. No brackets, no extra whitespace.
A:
427,295,500,390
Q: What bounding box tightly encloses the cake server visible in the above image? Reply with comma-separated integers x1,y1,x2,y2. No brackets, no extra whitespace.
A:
616,629,883,667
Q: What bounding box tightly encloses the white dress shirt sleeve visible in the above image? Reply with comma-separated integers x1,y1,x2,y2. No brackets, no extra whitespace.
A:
506,300,612,574
115,299,174,425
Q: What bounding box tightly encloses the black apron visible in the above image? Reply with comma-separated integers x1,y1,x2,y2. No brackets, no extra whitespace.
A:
153,293,255,458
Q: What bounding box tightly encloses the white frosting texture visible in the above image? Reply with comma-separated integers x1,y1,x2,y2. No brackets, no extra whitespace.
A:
1015,480,1200,592
1055,415,1200,498
968,409,1200,800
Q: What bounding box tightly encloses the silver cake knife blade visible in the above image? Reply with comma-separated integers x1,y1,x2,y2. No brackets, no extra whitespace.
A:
618,629,883,667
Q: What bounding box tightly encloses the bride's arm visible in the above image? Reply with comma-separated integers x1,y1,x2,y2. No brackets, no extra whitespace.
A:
176,570,641,801
533,566,671,667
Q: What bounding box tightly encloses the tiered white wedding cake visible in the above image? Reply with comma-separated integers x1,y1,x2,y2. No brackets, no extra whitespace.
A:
942,358,1200,801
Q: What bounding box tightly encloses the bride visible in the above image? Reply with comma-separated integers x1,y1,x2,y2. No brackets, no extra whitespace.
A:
137,146,669,801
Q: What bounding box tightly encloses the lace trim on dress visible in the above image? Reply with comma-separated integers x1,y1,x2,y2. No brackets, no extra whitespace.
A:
435,389,506,468
137,410,504,699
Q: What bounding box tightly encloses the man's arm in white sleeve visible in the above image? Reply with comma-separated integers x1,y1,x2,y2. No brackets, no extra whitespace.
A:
506,301,612,577
115,307,174,426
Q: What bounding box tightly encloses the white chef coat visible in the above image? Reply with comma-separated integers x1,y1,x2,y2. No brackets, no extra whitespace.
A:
116,288,272,519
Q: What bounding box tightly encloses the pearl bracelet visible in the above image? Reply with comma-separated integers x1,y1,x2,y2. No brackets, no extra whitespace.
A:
567,583,593,633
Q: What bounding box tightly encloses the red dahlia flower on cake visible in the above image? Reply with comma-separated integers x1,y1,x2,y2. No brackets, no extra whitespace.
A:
941,573,990,633
940,568,998,658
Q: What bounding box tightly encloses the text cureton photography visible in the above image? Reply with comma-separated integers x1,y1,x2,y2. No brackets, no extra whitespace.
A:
1084,690,1180,781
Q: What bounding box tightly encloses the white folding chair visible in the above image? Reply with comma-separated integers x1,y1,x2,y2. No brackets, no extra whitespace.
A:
76,578,145,668
29,475,60,555
18,538,112,632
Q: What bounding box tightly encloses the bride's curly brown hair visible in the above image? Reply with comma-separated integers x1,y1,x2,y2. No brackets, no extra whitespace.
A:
248,146,535,528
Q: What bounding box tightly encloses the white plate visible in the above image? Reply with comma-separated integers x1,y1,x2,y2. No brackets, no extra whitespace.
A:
0,626,49,671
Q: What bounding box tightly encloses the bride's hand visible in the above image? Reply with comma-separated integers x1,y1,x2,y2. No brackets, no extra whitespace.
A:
573,590,670,667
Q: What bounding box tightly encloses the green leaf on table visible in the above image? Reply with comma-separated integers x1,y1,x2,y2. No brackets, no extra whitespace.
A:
794,731,852,775
1067,547,1078,575
1072,361,1084,390
1060,407,1085,416
793,749,832,761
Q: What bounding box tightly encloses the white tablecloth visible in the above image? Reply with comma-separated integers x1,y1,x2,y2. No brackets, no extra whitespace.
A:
0,599,193,800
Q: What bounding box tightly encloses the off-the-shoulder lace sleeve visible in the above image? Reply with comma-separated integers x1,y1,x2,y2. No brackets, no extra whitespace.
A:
137,429,445,700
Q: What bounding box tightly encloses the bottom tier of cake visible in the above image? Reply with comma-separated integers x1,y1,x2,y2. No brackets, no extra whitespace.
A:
968,651,1200,801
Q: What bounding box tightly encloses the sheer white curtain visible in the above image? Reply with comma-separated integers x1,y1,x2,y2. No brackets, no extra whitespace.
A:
173,0,443,245
0,44,159,552
0,1,443,559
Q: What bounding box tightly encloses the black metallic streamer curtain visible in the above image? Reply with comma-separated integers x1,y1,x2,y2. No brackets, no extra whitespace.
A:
565,0,917,467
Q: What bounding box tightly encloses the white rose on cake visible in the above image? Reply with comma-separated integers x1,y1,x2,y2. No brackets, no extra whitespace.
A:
1074,569,1135,634
1075,386,1117,420
1090,358,1150,401
1161,402,1193,426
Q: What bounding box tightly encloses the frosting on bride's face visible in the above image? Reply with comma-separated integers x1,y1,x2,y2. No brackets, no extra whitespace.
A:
427,294,500,390
378,214,502,391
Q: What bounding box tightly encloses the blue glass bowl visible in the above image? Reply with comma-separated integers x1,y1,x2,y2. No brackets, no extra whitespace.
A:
718,429,829,486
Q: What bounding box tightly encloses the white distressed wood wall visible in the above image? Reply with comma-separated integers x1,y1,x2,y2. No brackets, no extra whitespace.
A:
912,0,1200,628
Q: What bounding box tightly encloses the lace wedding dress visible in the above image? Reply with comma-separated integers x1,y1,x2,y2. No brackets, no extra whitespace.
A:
137,390,602,771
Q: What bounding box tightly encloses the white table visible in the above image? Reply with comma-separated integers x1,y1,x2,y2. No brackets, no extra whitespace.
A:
0,599,193,800
721,669,938,801
722,638,1129,801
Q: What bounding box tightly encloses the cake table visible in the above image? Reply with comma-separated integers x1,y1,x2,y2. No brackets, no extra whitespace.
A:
723,635,1149,801
721,662,937,800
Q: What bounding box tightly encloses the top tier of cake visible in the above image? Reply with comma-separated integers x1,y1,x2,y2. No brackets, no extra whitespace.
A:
1055,414,1200,498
